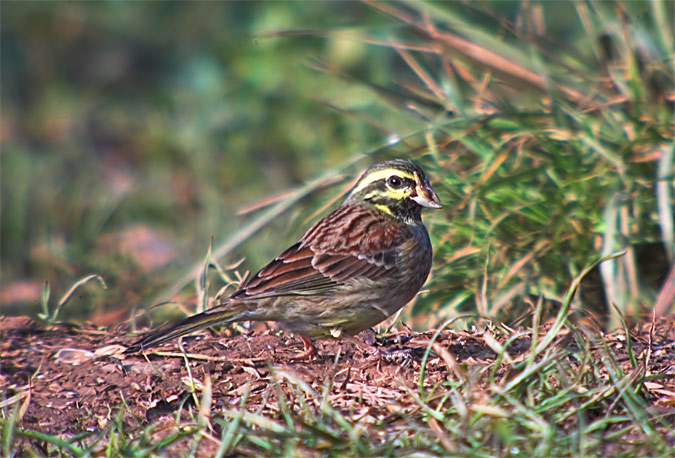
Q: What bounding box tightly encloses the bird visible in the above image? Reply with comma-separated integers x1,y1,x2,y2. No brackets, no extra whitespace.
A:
125,159,441,356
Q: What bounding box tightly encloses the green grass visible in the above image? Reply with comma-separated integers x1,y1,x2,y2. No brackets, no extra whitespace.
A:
1,0,673,456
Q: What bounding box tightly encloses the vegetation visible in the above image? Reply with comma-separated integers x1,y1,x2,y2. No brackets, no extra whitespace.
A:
2,1,672,456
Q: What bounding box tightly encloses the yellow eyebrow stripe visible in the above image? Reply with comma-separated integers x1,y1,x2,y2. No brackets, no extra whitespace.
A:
351,168,415,195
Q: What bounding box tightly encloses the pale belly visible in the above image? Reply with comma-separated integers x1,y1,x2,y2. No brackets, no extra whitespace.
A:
261,273,427,339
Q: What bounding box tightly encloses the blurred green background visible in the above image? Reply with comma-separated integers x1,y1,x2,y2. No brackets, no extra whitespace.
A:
2,2,394,321
2,1,672,327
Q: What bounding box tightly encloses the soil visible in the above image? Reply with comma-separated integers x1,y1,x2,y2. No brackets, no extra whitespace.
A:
2,315,674,455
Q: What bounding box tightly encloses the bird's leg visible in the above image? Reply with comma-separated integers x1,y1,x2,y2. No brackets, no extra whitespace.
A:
295,335,317,359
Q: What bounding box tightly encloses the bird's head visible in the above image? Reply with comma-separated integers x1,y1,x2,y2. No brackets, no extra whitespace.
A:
346,159,441,221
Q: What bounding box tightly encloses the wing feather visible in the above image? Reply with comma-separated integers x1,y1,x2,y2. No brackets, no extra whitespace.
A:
230,204,406,300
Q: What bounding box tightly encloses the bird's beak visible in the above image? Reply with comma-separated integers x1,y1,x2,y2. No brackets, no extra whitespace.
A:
411,172,442,209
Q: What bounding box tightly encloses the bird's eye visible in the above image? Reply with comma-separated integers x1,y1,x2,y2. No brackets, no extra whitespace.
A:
387,176,403,189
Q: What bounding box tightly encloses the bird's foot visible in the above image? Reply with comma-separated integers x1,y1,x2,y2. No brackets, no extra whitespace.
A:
294,335,318,360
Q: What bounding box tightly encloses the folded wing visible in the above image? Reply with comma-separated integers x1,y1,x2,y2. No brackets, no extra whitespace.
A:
230,204,405,300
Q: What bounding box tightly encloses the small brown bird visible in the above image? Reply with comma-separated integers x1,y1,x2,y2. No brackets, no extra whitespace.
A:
125,159,441,355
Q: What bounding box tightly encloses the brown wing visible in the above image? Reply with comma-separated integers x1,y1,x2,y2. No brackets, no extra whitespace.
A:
230,204,407,300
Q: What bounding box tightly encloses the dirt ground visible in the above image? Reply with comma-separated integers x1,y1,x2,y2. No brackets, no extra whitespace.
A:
2,315,674,454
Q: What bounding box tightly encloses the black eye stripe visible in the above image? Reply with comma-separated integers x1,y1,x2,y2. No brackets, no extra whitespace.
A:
384,176,414,189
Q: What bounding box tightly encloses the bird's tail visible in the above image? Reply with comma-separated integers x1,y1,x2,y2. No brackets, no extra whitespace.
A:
124,303,239,354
